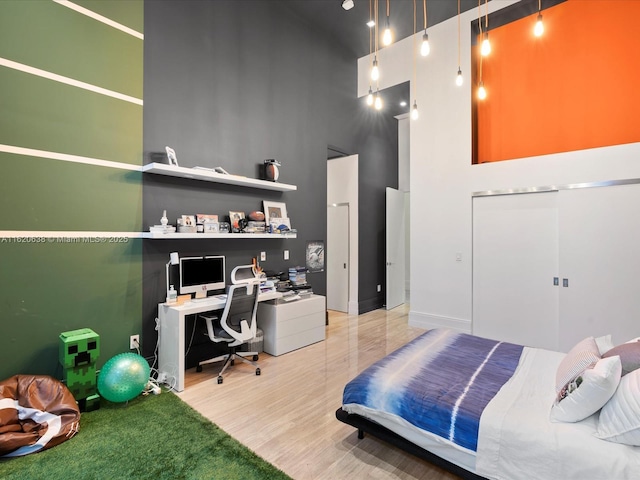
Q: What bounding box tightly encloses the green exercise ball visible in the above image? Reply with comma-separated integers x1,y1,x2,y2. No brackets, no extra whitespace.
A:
98,353,150,403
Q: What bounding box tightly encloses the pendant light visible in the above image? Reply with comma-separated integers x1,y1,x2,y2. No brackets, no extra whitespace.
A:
534,0,544,37
455,0,463,86
371,56,379,81
374,89,383,110
367,86,374,106
411,100,419,120
382,0,392,46
478,80,487,100
367,0,375,107
420,0,430,57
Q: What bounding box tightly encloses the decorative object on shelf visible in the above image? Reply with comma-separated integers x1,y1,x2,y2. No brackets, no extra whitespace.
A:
248,211,265,222
306,241,325,273
218,222,230,233
165,146,178,166
149,224,176,234
161,210,168,226
246,221,266,233
263,201,288,224
262,159,281,182
229,211,246,233
270,217,291,233
177,215,196,233
203,222,219,233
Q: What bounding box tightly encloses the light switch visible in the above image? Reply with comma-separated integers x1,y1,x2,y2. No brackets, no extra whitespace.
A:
260,251,266,261
284,250,289,260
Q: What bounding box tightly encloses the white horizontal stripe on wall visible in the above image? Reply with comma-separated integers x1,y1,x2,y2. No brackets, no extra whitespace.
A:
0,57,143,106
0,144,142,171
52,0,144,40
0,231,145,239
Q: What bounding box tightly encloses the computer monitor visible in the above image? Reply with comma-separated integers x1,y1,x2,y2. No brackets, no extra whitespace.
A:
179,255,225,299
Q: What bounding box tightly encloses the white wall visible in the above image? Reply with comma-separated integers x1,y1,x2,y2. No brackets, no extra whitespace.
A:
327,155,359,315
358,0,640,333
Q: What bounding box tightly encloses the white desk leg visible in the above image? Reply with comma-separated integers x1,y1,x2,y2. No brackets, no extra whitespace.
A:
158,304,186,392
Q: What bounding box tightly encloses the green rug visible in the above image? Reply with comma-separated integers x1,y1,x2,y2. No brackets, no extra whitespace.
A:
0,391,291,480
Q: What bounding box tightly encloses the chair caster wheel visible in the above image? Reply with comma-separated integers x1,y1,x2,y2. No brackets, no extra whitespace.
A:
252,355,259,361
256,368,261,376
217,376,223,384
196,365,203,373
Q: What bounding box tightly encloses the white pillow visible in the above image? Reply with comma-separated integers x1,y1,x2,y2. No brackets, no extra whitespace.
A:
595,334,614,355
550,356,621,423
555,336,601,393
596,368,640,446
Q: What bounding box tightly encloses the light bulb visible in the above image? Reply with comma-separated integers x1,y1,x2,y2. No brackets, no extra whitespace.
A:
382,17,392,46
374,94,382,110
366,87,374,106
371,58,379,81
456,67,463,86
534,13,544,37
411,101,419,120
478,81,487,100
420,32,430,57
481,33,491,56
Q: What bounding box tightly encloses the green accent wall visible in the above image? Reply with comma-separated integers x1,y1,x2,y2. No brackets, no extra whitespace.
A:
0,0,143,380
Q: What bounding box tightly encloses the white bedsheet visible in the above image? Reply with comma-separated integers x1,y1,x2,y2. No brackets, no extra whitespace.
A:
477,347,640,480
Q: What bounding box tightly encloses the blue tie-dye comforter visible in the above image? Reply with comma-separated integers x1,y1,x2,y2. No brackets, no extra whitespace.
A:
342,328,523,451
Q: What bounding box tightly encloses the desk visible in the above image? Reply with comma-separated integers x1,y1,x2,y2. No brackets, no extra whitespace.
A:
158,291,282,392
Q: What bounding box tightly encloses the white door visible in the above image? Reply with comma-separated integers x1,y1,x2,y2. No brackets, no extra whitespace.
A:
558,184,640,350
327,204,349,312
473,192,560,350
386,187,406,310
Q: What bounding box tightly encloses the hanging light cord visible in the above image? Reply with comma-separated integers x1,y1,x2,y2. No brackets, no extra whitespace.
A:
457,0,461,67
423,0,427,31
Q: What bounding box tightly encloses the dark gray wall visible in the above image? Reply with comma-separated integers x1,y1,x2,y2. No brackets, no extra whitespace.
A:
142,0,398,354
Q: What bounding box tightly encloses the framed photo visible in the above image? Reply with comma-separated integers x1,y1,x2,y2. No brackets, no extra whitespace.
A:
306,241,325,273
263,201,288,224
165,146,179,166
229,211,246,233
181,215,195,227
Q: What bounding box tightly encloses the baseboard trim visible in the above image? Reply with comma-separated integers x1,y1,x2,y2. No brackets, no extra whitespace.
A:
348,301,359,315
359,297,384,314
408,311,472,334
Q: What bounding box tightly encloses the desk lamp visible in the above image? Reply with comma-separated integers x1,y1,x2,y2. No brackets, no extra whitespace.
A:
166,252,179,302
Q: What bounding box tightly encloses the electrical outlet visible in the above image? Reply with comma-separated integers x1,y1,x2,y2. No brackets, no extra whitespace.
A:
130,334,140,350
284,250,289,260
260,251,266,261
377,284,381,292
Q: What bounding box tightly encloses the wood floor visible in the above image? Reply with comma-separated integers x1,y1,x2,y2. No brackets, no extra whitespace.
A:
178,305,462,480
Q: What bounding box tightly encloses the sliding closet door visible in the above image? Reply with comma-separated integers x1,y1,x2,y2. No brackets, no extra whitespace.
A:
558,184,640,350
473,192,560,350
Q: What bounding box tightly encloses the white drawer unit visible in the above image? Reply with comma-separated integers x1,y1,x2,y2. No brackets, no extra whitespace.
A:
257,295,326,356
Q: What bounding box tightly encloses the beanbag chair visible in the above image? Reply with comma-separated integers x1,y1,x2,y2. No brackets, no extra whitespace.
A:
0,375,80,457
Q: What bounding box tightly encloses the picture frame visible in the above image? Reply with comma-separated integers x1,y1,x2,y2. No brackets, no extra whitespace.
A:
229,211,246,233
306,241,325,273
263,201,288,224
165,146,179,166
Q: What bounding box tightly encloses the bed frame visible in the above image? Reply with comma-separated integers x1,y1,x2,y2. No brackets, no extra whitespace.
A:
335,407,489,480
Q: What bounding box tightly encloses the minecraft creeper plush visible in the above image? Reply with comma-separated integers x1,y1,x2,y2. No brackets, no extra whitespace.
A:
59,328,100,411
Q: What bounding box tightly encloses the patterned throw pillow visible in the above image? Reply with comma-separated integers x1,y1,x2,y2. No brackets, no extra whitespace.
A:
603,342,640,376
555,336,601,393
550,356,622,423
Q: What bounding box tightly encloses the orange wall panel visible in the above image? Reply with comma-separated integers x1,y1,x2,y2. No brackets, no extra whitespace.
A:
477,0,640,163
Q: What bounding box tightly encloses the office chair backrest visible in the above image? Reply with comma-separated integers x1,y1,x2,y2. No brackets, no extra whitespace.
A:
220,282,259,343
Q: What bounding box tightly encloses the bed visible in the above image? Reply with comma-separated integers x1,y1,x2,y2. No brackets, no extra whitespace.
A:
336,328,640,479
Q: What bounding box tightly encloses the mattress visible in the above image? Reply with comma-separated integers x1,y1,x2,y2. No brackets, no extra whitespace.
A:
342,328,523,473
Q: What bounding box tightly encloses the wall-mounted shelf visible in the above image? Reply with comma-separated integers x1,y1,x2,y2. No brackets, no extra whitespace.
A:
143,232,297,239
142,163,297,192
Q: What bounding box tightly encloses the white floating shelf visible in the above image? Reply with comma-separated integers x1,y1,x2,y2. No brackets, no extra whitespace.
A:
143,232,297,239
142,163,297,192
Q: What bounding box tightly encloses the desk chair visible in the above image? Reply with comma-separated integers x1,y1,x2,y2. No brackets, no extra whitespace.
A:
196,281,261,384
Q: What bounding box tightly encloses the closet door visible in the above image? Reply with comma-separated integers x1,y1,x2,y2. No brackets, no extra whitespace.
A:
473,192,560,350
558,184,640,350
